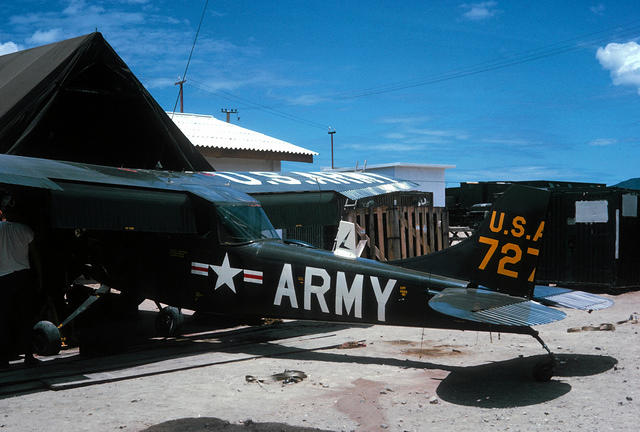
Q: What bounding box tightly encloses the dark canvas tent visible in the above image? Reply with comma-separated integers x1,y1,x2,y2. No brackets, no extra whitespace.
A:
0,32,212,171
615,178,640,190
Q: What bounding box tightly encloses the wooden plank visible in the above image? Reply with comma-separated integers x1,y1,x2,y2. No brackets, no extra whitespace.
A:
399,207,407,259
436,208,443,251
388,206,401,260
368,208,376,259
422,207,429,255
376,209,385,259
407,207,415,258
442,207,450,249
386,207,393,260
417,208,426,255
428,208,435,253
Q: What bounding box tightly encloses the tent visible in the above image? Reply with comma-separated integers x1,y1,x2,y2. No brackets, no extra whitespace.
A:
0,32,212,171
614,178,640,190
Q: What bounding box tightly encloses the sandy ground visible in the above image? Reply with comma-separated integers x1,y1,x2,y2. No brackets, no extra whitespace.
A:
1,291,638,432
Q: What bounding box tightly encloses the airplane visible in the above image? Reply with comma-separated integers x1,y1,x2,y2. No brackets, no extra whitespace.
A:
0,152,612,381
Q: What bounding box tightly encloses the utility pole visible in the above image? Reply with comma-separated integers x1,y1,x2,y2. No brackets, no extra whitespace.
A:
174,79,186,113
328,128,336,169
221,108,238,123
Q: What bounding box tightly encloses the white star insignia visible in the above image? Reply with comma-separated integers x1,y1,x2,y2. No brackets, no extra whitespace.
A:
210,253,242,293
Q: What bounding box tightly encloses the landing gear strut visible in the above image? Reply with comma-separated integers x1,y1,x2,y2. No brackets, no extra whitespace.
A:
530,329,556,382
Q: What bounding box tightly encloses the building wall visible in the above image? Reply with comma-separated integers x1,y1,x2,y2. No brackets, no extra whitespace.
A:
205,157,281,172
362,166,448,207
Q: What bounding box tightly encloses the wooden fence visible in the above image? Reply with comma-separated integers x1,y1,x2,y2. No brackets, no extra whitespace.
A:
345,205,448,261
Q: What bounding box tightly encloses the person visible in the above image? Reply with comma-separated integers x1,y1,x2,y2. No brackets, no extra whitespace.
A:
0,195,41,367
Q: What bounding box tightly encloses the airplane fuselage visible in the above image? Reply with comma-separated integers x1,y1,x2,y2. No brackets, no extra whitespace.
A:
107,235,533,335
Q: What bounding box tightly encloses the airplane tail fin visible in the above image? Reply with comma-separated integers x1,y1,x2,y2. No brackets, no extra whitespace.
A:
394,184,551,299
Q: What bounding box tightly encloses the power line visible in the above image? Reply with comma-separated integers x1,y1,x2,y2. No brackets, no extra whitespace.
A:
331,20,640,100
187,78,331,130
170,0,209,116
176,19,640,130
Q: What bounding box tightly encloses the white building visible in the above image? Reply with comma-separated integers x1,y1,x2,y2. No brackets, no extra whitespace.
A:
169,112,317,171
337,163,454,207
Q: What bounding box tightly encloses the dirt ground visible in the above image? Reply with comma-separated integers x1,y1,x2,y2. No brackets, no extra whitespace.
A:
1,291,638,432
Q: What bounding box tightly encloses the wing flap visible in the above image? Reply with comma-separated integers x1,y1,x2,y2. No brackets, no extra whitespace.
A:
429,288,566,327
533,285,613,311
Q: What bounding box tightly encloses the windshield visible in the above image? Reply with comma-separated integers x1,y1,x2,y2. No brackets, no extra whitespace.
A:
216,203,280,244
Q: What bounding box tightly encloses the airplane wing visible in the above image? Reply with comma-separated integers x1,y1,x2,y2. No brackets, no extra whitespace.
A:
0,154,260,234
0,155,418,199
204,170,419,199
428,288,566,327
532,285,613,311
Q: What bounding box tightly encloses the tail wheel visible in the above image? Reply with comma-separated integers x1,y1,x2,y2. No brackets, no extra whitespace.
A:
32,321,61,356
155,306,184,337
532,359,554,382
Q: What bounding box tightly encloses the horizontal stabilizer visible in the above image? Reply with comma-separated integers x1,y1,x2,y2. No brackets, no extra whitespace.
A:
429,288,566,327
533,286,613,311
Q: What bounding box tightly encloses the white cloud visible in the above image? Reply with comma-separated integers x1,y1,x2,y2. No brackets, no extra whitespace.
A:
0,41,20,55
596,41,640,94
63,0,83,15
481,137,538,146
453,165,575,182
344,142,423,152
63,0,98,15
379,115,431,124
589,138,617,146
460,1,498,21
144,77,179,89
408,128,469,140
590,4,605,15
27,29,63,45
287,94,327,106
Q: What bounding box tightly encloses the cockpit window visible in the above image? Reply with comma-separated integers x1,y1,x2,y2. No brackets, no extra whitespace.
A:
216,203,280,244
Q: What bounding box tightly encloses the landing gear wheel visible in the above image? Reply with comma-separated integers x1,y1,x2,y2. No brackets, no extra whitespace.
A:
532,359,555,382
32,321,61,356
155,306,184,337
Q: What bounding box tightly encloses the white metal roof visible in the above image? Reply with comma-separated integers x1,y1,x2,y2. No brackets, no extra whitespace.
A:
168,112,317,156
337,162,456,170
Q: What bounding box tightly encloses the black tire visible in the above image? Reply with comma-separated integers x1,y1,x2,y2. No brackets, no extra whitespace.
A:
155,306,183,337
32,320,61,356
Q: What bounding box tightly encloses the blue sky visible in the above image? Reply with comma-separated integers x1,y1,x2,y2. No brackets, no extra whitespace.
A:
1,1,640,186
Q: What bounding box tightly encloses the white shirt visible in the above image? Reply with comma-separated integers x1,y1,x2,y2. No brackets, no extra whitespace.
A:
0,221,34,277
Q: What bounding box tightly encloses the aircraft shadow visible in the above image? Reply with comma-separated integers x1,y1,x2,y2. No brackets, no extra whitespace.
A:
0,317,366,398
243,346,617,408
0,313,617,410
435,353,617,408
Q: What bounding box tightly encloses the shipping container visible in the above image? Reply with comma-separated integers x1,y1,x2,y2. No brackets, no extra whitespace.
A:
447,181,640,291
537,188,640,290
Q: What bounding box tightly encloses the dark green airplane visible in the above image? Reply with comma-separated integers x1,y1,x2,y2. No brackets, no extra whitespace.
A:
0,153,611,381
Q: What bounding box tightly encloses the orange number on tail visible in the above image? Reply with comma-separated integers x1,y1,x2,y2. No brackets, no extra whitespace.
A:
497,243,522,279
478,236,499,270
